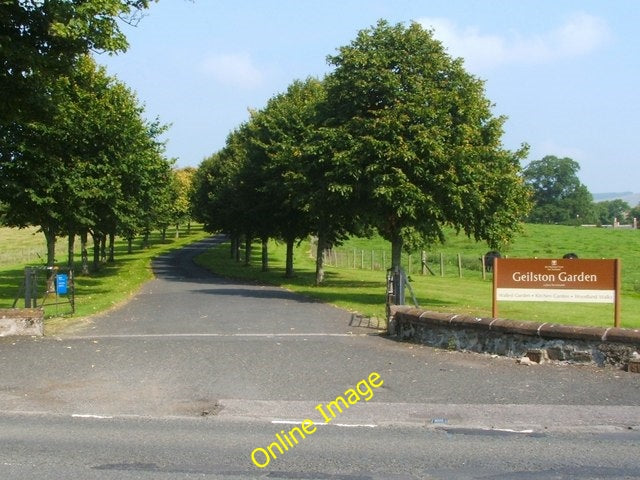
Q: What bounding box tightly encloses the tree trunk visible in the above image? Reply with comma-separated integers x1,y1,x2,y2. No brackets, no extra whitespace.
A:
92,232,100,271
80,231,89,275
244,234,252,266
127,236,133,254
161,227,167,242
43,227,56,267
142,230,150,249
234,235,241,262
100,234,106,263
285,237,294,278
261,237,269,272
108,232,115,263
391,232,403,271
187,219,191,234
230,236,236,259
315,232,328,285
67,232,75,269
175,224,180,239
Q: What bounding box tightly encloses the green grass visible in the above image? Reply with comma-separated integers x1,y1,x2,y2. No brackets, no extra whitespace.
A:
196,225,640,329
0,225,209,334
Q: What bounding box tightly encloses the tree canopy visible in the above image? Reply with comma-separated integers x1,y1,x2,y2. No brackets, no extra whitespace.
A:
323,20,531,268
1,0,155,125
523,155,595,224
192,20,532,281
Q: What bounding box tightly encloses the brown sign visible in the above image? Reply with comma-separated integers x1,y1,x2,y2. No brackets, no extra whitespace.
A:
492,258,621,327
495,259,616,291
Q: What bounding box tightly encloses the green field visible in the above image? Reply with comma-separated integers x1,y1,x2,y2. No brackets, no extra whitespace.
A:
2,223,639,332
196,224,640,329
0,225,209,333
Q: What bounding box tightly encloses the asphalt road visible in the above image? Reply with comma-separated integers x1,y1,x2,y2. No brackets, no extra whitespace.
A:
1,236,640,479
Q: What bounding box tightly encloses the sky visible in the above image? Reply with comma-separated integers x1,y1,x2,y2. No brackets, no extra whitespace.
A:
98,0,640,194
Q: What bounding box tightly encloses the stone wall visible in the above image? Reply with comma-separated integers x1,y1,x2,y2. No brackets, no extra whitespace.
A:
390,307,640,368
0,308,44,337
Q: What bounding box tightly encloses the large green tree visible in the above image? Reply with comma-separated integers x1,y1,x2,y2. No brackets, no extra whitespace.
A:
0,56,171,268
243,80,322,277
324,20,531,269
1,0,154,125
523,155,595,224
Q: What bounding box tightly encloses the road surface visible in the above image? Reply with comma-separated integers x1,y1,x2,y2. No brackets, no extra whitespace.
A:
1,236,639,479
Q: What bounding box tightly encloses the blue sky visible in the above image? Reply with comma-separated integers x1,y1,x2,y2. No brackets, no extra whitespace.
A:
98,0,639,193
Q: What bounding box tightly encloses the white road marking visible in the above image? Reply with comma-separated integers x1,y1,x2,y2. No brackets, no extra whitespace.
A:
271,419,377,428
60,332,375,340
71,414,113,419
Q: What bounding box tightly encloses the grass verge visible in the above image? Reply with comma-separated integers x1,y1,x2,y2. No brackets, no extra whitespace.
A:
196,232,640,330
0,225,209,334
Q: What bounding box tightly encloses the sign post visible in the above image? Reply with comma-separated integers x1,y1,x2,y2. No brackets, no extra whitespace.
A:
493,258,620,326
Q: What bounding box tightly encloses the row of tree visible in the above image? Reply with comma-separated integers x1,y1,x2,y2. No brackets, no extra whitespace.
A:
0,1,191,272
522,155,639,225
191,20,532,285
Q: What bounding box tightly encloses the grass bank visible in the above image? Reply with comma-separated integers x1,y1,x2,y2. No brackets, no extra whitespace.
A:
196,225,640,329
0,225,209,334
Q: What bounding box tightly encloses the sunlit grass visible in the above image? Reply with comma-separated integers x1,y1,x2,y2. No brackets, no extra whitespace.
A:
196,227,640,329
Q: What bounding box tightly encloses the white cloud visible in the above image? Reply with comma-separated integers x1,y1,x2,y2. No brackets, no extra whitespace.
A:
418,13,611,72
200,52,264,89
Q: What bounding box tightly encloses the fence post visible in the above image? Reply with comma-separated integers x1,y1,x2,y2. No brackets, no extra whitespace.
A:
421,251,426,275
440,253,444,277
457,253,462,278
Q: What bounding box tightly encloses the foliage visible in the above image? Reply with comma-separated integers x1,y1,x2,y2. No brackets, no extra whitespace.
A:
323,20,531,268
0,55,173,268
594,199,631,225
523,155,595,224
0,0,155,125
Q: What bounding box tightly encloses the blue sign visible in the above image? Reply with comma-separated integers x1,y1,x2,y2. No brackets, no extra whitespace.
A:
56,274,68,295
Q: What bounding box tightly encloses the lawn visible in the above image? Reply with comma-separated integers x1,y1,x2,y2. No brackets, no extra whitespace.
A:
195,225,640,329
0,225,210,334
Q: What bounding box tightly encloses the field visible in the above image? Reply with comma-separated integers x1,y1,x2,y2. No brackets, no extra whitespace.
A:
2,224,639,331
195,224,640,329
0,225,209,333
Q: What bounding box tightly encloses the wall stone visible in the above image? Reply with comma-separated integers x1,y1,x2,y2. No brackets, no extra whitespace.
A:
390,307,640,369
0,308,44,337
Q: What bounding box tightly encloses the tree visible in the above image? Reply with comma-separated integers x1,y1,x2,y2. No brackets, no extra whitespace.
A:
0,56,171,269
594,199,630,225
244,80,322,277
324,20,531,269
523,155,595,224
1,0,155,126
173,167,196,236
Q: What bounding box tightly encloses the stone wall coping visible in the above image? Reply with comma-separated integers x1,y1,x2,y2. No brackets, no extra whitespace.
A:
392,306,640,345
0,308,44,319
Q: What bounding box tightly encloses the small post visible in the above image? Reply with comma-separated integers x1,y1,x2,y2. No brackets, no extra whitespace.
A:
392,267,405,306
614,258,621,328
421,251,426,275
482,255,487,280
440,253,444,277
457,253,462,278
492,258,499,318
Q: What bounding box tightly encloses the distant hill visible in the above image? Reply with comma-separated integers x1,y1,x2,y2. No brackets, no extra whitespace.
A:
593,192,640,206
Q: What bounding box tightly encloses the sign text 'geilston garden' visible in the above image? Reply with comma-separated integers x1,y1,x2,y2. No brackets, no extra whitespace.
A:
493,258,621,326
